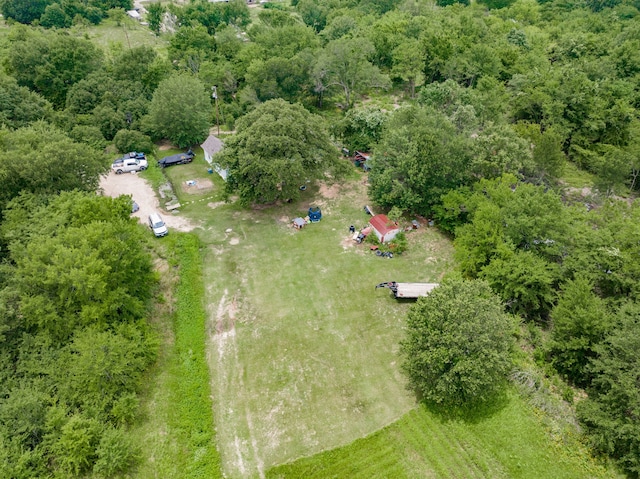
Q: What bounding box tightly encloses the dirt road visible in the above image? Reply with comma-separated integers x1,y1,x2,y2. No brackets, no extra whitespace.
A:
99,171,196,232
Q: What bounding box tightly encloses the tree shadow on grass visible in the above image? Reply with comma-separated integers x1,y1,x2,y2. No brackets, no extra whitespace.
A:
416,386,511,424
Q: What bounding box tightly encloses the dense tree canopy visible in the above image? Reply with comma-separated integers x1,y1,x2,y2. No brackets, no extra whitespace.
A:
0,192,156,477
368,106,472,213
216,99,343,205
0,124,108,210
145,73,211,148
4,28,103,108
401,278,516,407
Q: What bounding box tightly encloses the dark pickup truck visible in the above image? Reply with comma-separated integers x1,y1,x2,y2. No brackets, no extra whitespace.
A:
157,149,195,168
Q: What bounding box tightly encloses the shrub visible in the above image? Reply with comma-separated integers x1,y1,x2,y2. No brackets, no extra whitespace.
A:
113,129,154,154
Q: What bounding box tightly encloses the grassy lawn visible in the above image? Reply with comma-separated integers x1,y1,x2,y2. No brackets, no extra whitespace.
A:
130,234,222,479
163,170,454,477
78,17,169,55
267,392,617,479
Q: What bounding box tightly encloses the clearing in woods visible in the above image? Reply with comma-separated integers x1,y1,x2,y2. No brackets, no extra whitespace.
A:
200,177,454,478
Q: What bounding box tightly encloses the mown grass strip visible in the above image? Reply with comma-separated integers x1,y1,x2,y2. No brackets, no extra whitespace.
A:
169,233,222,478
266,391,615,479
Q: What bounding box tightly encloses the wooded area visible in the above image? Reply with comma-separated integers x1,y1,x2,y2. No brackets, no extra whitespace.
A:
1,0,640,475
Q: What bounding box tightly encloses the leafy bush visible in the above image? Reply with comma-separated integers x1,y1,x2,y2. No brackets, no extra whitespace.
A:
114,129,155,154
93,427,141,477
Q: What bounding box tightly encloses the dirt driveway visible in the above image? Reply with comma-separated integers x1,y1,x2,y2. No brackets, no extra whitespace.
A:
99,171,196,232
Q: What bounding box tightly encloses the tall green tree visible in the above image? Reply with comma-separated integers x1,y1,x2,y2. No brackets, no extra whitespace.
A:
0,75,52,129
0,0,50,23
548,276,611,386
577,301,640,475
401,278,516,407
216,99,342,205
368,106,471,214
314,37,390,109
145,74,210,148
146,2,165,35
5,28,103,108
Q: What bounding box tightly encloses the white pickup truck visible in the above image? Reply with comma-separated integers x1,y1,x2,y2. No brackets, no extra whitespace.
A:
112,152,148,174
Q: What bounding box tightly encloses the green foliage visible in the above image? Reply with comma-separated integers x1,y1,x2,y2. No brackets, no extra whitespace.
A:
245,51,315,103
113,128,154,154
314,37,390,108
93,426,141,477
480,250,560,321
168,24,217,73
69,125,107,150
514,123,565,184
0,0,50,23
0,75,52,129
470,123,534,179
147,2,165,35
451,176,568,276
0,124,109,210
401,278,516,407
217,99,342,205
57,325,155,419
577,301,640,475
168,234,222,477
335,106,389,153
548,276,612,386
40,3,72,28
368,106,472,215
146,74,211,148
0,190,157,477
4,28,103,108
50,414,102,476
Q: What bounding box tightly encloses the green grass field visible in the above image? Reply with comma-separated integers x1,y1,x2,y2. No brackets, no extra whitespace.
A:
158,166,453,477
267,393,615,479
82,17,169,55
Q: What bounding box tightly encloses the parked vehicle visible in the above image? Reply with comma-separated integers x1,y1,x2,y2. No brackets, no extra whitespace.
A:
157,149,195,168
112,152,148,174
148,213,168,237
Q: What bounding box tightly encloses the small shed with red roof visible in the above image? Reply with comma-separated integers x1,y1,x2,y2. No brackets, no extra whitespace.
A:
369,214,400,244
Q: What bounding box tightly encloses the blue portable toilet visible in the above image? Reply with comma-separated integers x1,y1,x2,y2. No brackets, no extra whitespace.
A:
308,206,322,222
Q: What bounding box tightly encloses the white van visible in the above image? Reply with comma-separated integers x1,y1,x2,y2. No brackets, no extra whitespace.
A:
148,213,168,237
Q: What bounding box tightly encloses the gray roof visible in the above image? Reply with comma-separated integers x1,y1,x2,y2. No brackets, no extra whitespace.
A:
201,135,224,155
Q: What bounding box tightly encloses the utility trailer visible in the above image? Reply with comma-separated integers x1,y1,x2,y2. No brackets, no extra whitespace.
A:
376,281,439,299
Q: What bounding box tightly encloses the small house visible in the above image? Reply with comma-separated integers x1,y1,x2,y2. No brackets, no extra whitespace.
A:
201,134,227,181
369,214,400,244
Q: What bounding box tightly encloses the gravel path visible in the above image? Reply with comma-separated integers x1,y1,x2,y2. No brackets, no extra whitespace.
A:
99,171,196,232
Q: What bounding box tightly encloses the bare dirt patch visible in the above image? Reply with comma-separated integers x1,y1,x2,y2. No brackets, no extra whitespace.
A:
181,178,214,193
157,140,175,151
318,182,340,199
99,172,197,232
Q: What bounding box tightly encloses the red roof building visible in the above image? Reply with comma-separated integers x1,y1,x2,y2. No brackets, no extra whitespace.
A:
369,214,400,243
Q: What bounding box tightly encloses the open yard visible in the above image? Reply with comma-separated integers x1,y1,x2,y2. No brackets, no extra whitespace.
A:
112,158,618,478
185,173,453,477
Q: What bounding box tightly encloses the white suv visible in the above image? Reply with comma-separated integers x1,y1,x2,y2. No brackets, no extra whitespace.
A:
148,213,168,237
112,153,148,174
